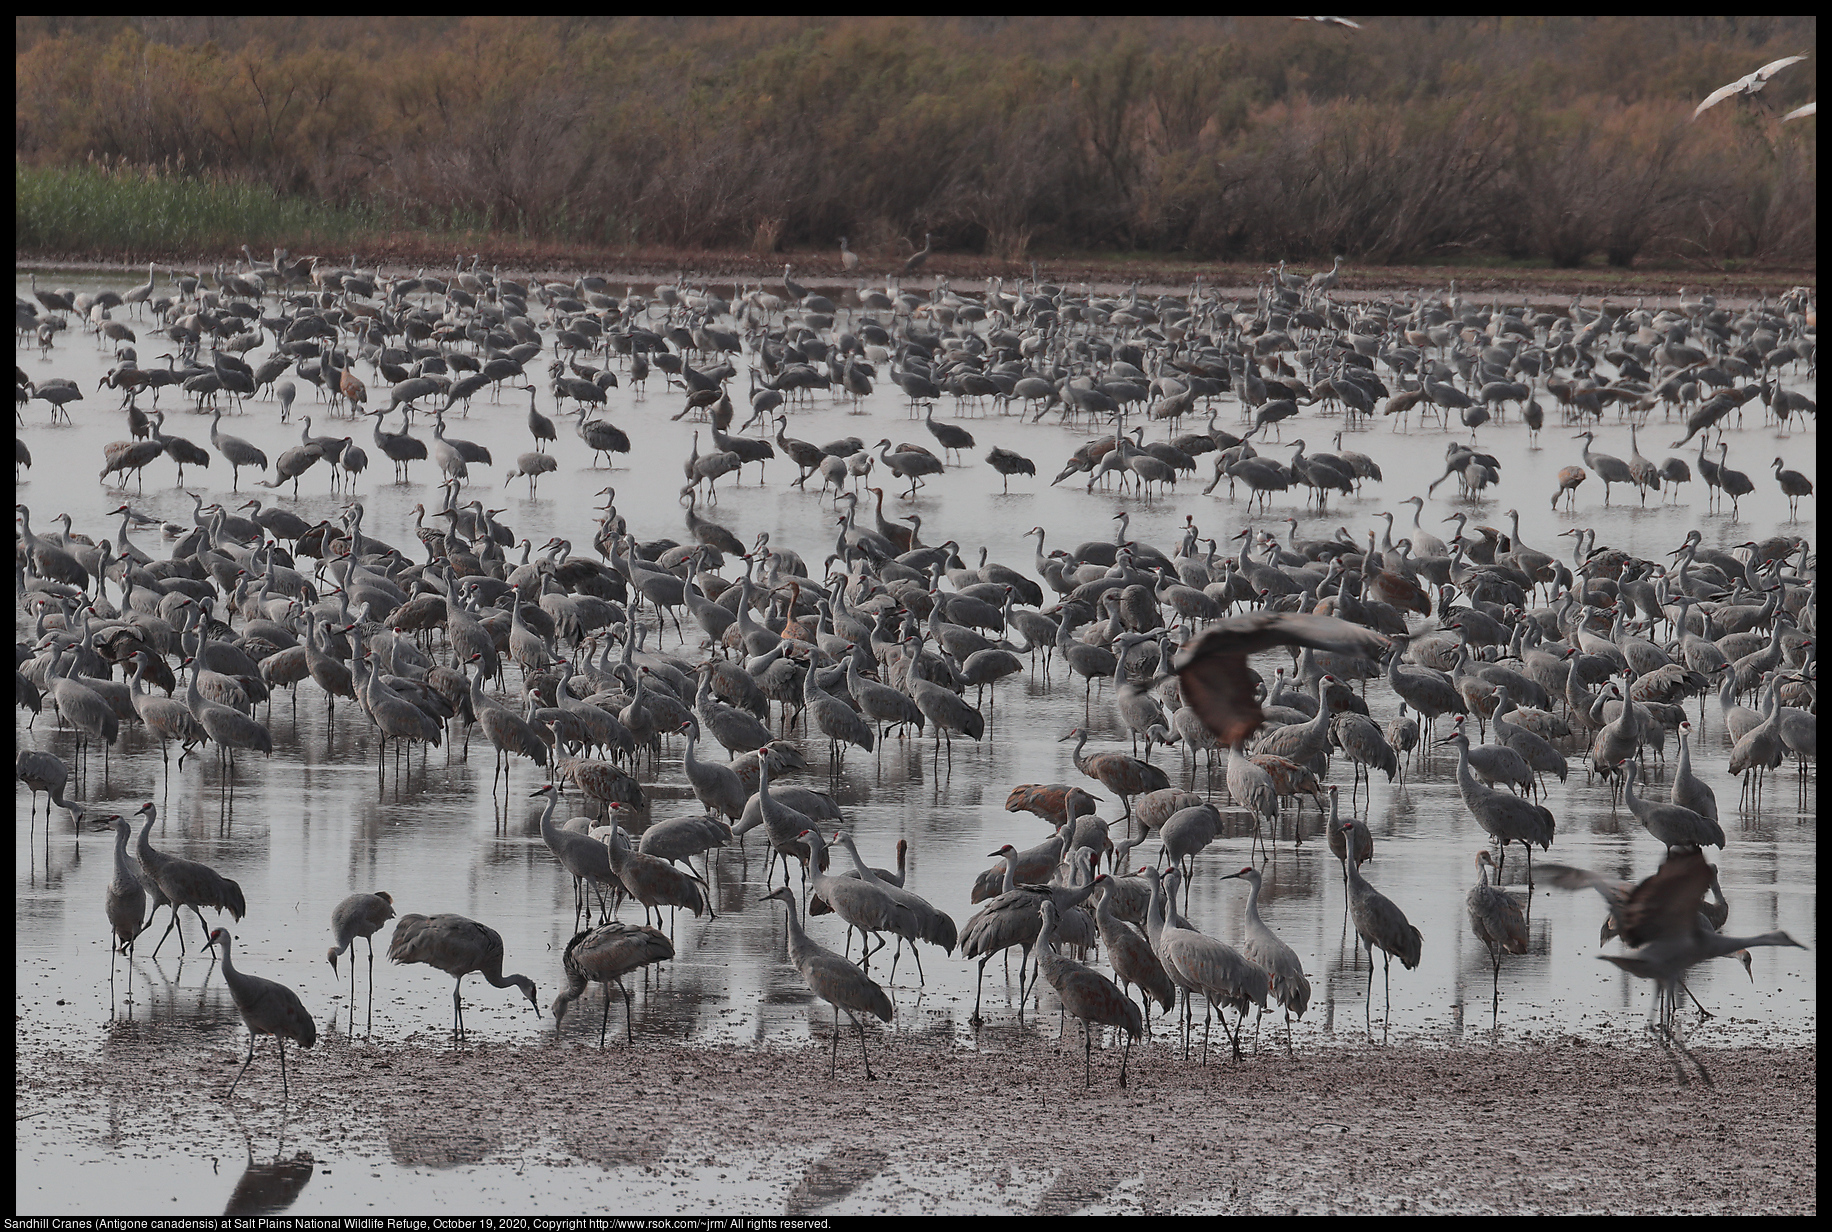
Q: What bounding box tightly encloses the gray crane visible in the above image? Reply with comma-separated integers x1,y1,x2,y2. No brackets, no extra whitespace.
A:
803,657,874,764
1621,762,1725,853
1144,868,1268,1064
1771,457,1812,519
1221,865,1312,1053
799,829,917,974
90,813,145,969
1670,722,1718,824
1447,713,1534,795
960,866,1105,1024
359,653,442,775
1541,850,1806,1085
1714,443,1753,514
328,891,396,1036
1324,786,1372,895
907,645,984,766
1061,726,1169,825
1093,879,1175,1030
603,813,710,924
465,656,549,792
831,830,956,984
922,405,974,463
505,450,558,497
207,409,268,492
550,921,675,1047
150,411,210,485
902,232,933,275
1440,729,1555,885
1573,431,1633,504
131,802,246,958
533,782,620,922
1466,850,1528,1019
1227,743,1280,858
16,748,68,822
99,437,166,491
1035,900,1143,1087
201,929,316,1098
680,720,747,823
873,439,943,498
387,913,540,1040
762,885,894,1079
1174,611,1392,746
1341,820,1422,1039
367,409,426,482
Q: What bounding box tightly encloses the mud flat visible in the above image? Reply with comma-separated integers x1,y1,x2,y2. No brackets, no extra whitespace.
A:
15,1029,1815,1214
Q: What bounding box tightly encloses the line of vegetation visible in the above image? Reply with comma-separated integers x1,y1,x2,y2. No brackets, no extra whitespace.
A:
15,17,1817,270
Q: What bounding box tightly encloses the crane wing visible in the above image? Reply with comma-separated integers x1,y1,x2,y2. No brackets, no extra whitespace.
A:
1692,80,1746,120
1174,614,1391,745
1616,848,1710,947
1756,54,1808,80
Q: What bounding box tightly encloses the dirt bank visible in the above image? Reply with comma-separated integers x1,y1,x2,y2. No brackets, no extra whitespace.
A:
16,1026,1815,1214
18,246,1816,302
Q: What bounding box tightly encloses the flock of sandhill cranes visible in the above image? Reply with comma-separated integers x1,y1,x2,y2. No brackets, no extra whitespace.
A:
15,221,1816,1103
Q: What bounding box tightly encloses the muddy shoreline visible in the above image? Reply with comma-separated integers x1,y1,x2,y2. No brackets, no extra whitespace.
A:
16,249,1816,303
16,1029,1815,1214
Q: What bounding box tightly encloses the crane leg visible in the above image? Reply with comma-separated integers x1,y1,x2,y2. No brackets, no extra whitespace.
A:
227,1028,258,1096
970,958,989,1025
277,1036,289,1099
830,1005,841,1078
366,936,376,1037
621,982,635,1045
856,1012,876,1081
599,984,613,1049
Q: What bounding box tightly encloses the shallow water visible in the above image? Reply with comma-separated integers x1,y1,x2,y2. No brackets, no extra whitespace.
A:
15,266,1817,1213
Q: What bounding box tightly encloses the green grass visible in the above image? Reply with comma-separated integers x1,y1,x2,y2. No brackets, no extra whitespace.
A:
16,161,404,259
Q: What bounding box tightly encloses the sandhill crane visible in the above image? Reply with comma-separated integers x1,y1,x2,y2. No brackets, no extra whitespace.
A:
1324,786,1371,894
208,410,268,492
1440,729,1556,884
1144,868,1268,1064
550,921,675,1047
328,891,395,1036
1540,849,1807,1084
1621,762,1724,853
1771,458,1812,519
1220,865,1311,1053
16,748,68,822
368,410,427,482
902,232,933,275
873,439,943,497
1060,727,1169,824
1715,443,1753,514
1226,743,1280,857
906,650,984,766
201,929,316,1098
359,653,441,774
465,656,549,792
829,831,956,984
1093,879,1175,1029
505,450,558,496
531,783,619,923
90,813,145,966
802,661,874,764
17,506,90,587
762,885,894,1079
985,446,1035,492
1625,425,1661,504
1035,900,1143,1087
1467,850,1528,1019
960,868,1105,1024
1173,612,1392,746
1573,431,1632,504
150,412,210,485
1549,463,1588,510
1341,820,1422,1038
838,236,860,271
131,802,246,958
603,818,709,925
256,442,321,498
922,405,974,462
844,656,925,743
798,829,916,973
387,913,540,1039
99,437,166,491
